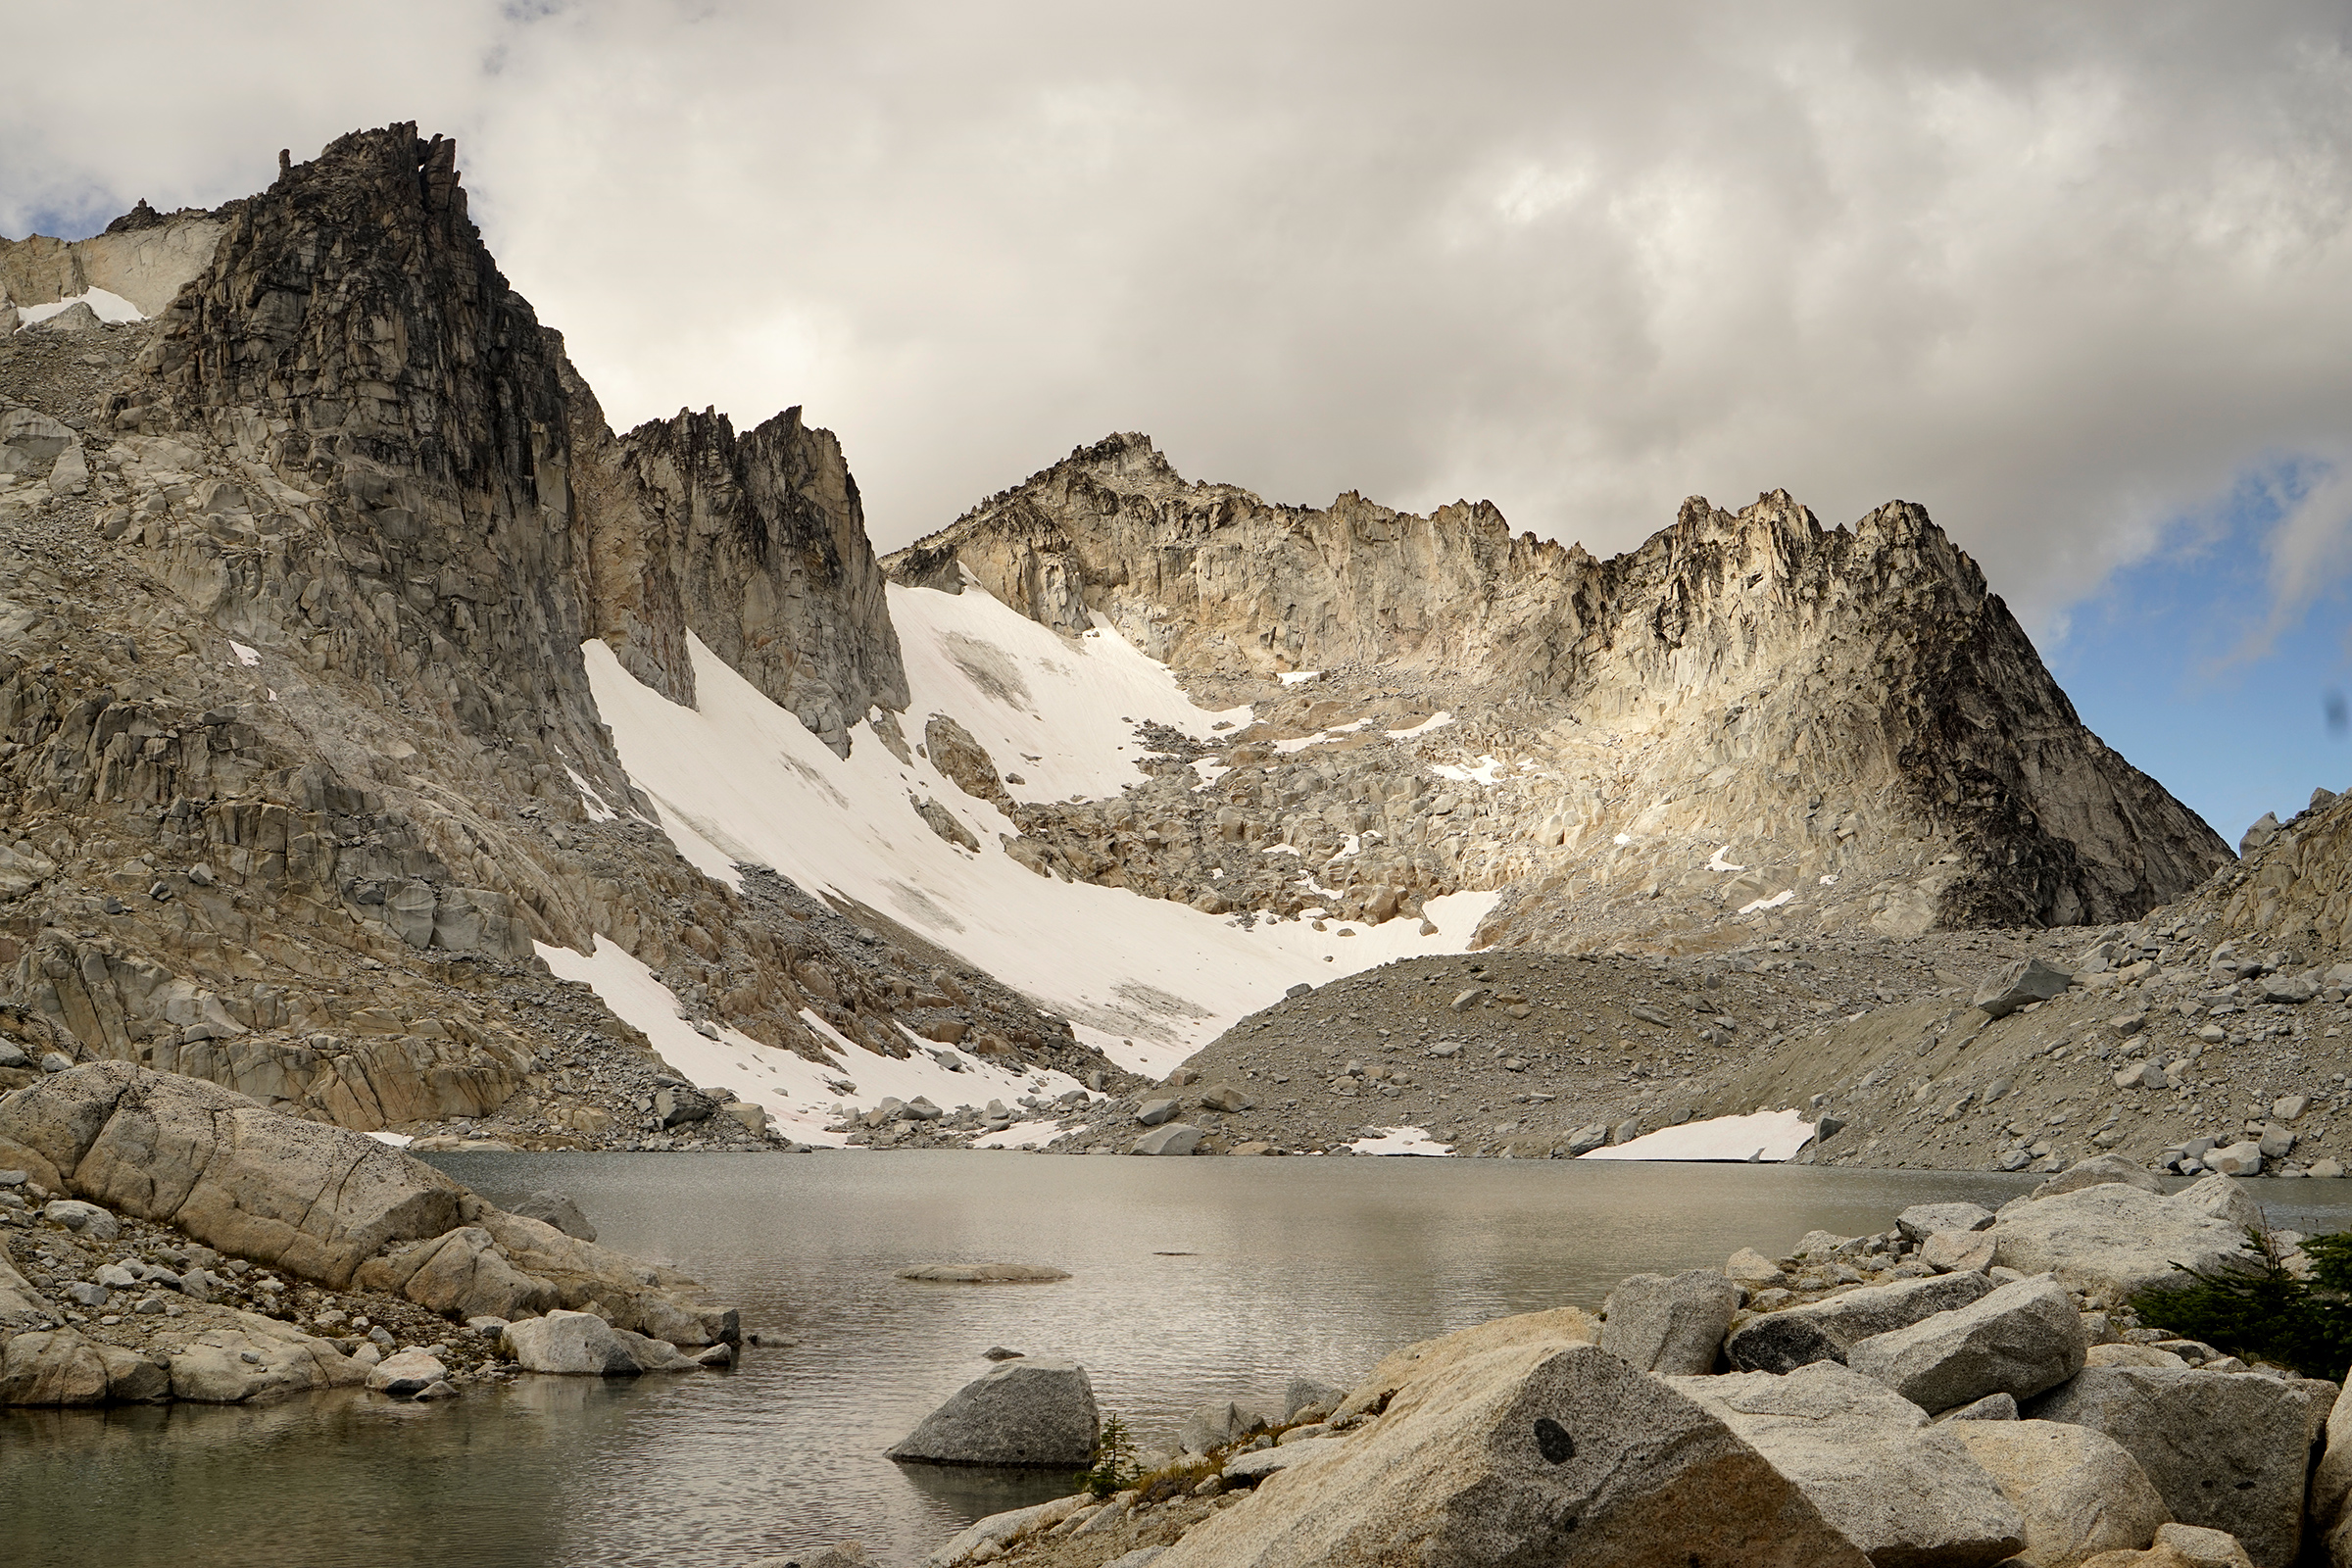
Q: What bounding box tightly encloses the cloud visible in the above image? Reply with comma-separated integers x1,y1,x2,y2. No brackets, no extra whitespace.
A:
6,2,2351,636
2234,454,2352,666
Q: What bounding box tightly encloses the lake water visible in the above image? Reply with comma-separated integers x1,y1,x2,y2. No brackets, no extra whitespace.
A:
11,1153,2352,1568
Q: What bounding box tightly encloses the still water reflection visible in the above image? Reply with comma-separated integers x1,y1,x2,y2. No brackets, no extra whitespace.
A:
11,1153,2350,1567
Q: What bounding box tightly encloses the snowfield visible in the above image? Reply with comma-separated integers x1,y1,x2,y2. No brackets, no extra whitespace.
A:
14,287,144,327
568,581,1498,1090
1347,1125,1452,1156
1578,1108,1816,1163
537,936,1089,1145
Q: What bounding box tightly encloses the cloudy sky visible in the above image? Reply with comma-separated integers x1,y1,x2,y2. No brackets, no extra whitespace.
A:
5,2,2348,840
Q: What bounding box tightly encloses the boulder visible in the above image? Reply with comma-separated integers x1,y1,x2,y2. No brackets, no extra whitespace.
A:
1331,1306,1595,1422
1131,1124,1202,1156
466,1201,736,1346
654,1087,713,1127
2208,1143,2263,1178
1727,1272,1996,1374
1986,1185,2253,1298
1976,958,2075,1017
0,1327,172,1407
1197,1085,1251,1113
2156,1524,2257,1566
40,1198,120,1243
0,1250,48,1324
1847,1274,2086,1412
2025,1366,2315,1567
168,1313,370,1402
2170,1174,2265,1231
366,1348,449,1397
1598,1268,1741,1375
31,301,102,333
1940,1392,2019,1422
2034,1154,2165,1200
1155,1342,1874,1568
2077,1523,2257,1567
2307,1367,2352,1563
1898,1201,1997,1242
508,1190,597,1242
1178,1398,1272,1454
0,1328,111,1405
1949,1419,2170,1567
1668,1361,2026,1567
1281,1375,1347,1421
612,1326,702,1372
888,1358,1099,1468
1136,1100,1180,1126
1922,1230,1997,1275
0,1063,462,1287
500,1309,643,1377
355,1226,560,1321
1726,1247,1788,1287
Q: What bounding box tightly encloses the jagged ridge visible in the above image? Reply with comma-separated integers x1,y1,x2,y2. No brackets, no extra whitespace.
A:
888,436,2230,937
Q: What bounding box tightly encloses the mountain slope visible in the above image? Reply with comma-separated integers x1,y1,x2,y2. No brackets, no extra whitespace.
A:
0,125,1122,1147
0,124,2287,1173
886,435,2231,951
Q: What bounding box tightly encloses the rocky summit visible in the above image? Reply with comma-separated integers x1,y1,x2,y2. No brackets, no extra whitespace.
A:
0,122,2336,1187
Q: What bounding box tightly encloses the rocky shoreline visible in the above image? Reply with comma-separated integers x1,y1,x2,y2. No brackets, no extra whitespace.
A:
0,1062,739,1407
788,1154,2352,1568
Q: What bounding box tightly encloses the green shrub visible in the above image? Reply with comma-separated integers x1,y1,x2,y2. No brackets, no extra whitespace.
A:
2131,1227,2352,1379
1074,1413,1140,1498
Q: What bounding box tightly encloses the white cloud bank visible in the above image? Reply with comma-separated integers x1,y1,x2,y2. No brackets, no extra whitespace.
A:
4,3,2350,635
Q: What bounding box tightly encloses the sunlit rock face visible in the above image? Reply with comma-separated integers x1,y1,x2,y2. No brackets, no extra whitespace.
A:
888,434,2229,950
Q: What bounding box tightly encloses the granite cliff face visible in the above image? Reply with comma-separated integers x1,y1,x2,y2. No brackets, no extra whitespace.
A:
560,366,906,752
0,199,227,323
0,125,1107,1142
888,435,2230,949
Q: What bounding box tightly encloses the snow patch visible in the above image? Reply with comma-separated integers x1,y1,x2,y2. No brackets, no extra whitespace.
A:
894,581,1247,804
366,1130,415,1148
1278,670,1322,686
228,641,262,668
537,936,1082,1145
1706,845,1745,873
1579,1109,1815,1163
564,766,619,823
1738,889,1795,915
580,624,1499,1076
975,1119,1065,1150
1432,757,1504,785
1272,717,1370,755
1191,758,1233,790
17,288,144,326
1347,1124,1452,1156
1385,711,1454,740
